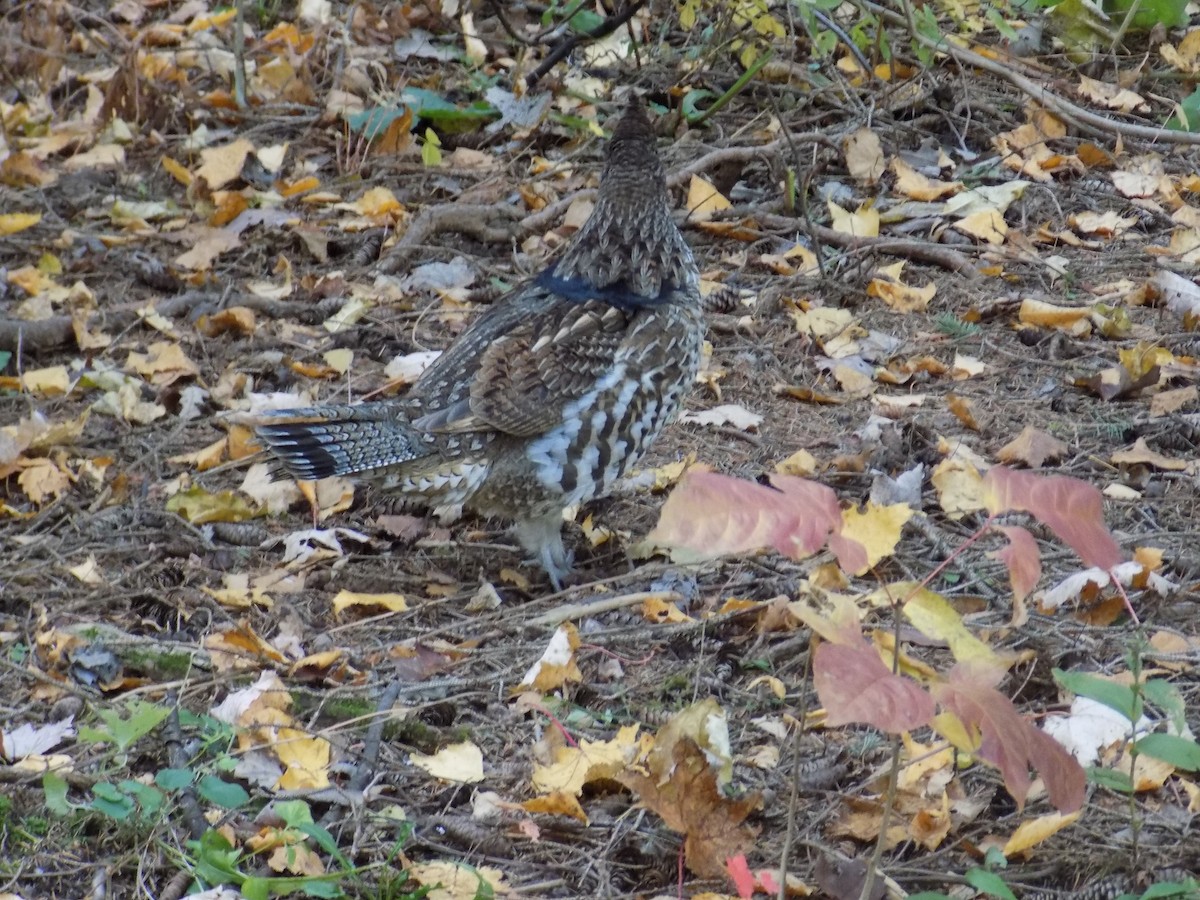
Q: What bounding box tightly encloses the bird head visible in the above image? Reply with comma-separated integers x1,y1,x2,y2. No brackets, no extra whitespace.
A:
545,97,698,306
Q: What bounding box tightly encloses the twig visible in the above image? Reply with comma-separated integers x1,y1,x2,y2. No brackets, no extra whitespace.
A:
163,694,210,841
757,212,980,276
318,680,403,829
524,1,648,89
376,203,521,274
524,590,683,628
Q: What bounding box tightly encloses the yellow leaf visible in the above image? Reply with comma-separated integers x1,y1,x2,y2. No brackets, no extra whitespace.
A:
17,459,72,504
409,861,507,900
890,158,962,201
520,623,582,691
331,590,409,615
522,790,588,822
0,212,42,235
68,554,106,585
836,501,913,574
18,365,71,396
899,584,1007,672
532,726,642,795
843,127,885,186
952,208,1008,243
160,155,192,186
1002,810,1082,857
686,175,732,221
410,741,484,783
931,458,987,519
126,341,200,386
169,436,228,471
195,138,255,190
275,727,332,790
775,448,818,477
828,200,880,237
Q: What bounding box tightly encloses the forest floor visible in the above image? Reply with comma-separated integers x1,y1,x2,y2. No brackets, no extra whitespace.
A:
3,1,1200,898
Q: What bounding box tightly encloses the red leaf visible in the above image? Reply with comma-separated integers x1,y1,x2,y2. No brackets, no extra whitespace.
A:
931,663,1085,813
646,471,841,562
989,525,1042,604
813,632,935,733
726,854,755,899
984,466,1122,570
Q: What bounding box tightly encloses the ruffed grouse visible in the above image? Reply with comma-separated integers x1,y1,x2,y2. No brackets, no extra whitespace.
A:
257,98,702,588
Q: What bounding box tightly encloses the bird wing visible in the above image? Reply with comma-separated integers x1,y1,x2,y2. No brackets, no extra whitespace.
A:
414,297,635,438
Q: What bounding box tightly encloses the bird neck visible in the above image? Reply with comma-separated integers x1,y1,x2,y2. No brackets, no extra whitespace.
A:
549,192,697,304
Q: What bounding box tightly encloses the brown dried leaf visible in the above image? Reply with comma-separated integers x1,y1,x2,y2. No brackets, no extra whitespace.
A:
995,425,1069,468
618,737,761,879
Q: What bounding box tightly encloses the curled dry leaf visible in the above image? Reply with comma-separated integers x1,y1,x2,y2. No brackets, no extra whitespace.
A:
617,737,761,880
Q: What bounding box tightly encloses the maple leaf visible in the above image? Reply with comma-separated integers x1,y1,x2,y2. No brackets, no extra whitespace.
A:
618,737,761,880
931,663,1085,813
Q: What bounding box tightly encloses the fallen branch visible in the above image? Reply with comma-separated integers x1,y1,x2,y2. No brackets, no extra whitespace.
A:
758,212,981,276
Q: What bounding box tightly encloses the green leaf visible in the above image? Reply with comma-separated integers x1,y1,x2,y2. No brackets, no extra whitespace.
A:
91,782,135,820
82,701,172,752
1135,733,1200,771
196,775,250,809
1166,87,1200,131
121,779,165,817
421,128,442,167
986,8,1021,40
43,771,73,815
1087,765,1134,793
567,7,605,32
1136,878,1200,899
1106,0,1187,29
193,829,244,885
965,868,1019,900
1053,669,1142,721
1141,679,1188,732
155,768,194,791
400,88,498,133
345,106,412,141
681,89,717,124
275,799,316,828
0,350,11,371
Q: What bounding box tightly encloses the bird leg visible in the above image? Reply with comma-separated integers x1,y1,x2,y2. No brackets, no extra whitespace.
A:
512,513,574,591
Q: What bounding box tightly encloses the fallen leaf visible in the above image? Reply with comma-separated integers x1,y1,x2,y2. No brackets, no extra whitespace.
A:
409,741,484,783
995,425,1069,468
618,737,761,880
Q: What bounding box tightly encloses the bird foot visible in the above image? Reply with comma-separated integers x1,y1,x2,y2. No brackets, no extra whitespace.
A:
512,514,574,592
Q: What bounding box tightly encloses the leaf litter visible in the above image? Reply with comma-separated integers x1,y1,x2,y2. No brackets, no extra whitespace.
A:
3,1,1200,898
